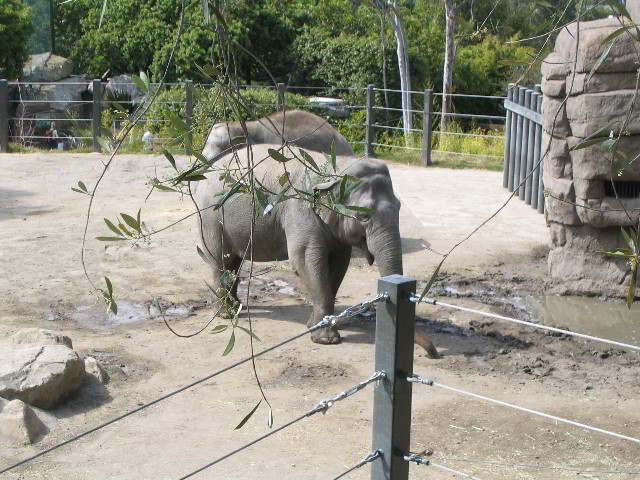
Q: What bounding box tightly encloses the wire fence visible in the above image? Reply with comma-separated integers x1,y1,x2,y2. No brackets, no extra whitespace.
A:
1,275,637,479
0,79,506,164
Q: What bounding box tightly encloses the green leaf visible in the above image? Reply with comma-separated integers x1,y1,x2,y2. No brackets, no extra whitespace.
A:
136,209,141,230
268,148,289,163
121,213,141,234
162,149,177,171
96,136,112,153
118,222,132,237
78,181,88,193
569,122,618,151
600,250,633,258
499,59,531,66
587,40,615,84
628,261,637,309
418,257,447,303
338,176,348,203
210,324,229,334
131,74,148,94
621,227,636,251
99,127,114,141
108,299,117,315
235,400,261,430
222,331,235,356
331,140,337,172
96,236,127,241
220,270,236,291
140,71,150,91
278,172,290,187
237,326,261,342
299,149,320,172
602,25,634,45
71,187,87,194
111,101,127,112
104,276,113,296
98,0,108,29
167,112,188,134
153,183,179,193
186,175,208,182
104,218,123,237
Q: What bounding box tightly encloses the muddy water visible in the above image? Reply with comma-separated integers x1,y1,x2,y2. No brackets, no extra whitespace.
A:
521,295,640,347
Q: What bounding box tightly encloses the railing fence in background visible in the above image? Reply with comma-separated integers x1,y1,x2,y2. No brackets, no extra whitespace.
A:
503,83,544,214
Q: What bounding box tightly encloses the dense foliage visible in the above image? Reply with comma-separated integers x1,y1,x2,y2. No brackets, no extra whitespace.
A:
0,0,34,79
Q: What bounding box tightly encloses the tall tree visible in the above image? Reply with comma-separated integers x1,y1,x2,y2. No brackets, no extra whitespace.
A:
441,0,468,131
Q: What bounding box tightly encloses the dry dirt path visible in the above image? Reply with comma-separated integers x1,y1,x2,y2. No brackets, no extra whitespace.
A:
0,154,638,480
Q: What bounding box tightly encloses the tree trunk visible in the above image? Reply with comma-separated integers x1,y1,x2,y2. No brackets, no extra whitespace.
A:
380,14,390,120
387,7,412,145
441,0,457,132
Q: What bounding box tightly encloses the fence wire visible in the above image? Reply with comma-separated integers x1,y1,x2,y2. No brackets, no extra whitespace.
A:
0,295,387,476
177,372,385,479
407,373,640,445
404,453,483,479
410,295,640,353
331,450,382,480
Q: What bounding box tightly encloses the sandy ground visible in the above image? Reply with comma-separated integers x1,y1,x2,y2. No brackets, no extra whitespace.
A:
1,153,639,480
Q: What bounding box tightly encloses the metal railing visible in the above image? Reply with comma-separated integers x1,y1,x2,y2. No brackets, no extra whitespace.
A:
503,83,544,214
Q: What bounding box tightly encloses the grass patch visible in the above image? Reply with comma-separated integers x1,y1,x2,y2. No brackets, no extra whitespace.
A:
377,149,504,171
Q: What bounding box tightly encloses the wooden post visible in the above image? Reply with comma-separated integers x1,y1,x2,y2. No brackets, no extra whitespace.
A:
524,91,538,205
276,83,285,111
365,84,375,158
92,79,102,153
371,275,416,480
519,89,532,201
503,84,514,188
185,80,193,155
0,80,8,153
511,87,525,194
532,92,543,210
422,89,433,166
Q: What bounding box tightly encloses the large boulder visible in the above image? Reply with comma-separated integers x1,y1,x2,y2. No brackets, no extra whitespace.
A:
104,74,147,105
0,398,48,446
0,344,85,409
10,328,73,349
15,76,90,116
22,53,73,82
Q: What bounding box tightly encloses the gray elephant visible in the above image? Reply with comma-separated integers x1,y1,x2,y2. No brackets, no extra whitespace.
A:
201,110,353,161
194,144,402,344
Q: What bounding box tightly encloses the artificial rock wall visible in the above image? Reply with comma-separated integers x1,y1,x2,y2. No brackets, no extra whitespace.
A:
542,18,640,284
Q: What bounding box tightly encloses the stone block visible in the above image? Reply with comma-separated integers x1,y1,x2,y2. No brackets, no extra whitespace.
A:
573,177,605,199
543,172,581,225
548,245,626,283
541,52,571,80
568,72,638,95
0,399,48,446
542,95,572,137
566,90,640,138
568,135,640,179
541,78,566,97
576,196,640,228
22,53,73,82
11,328,73,349
542,132,571,178
549,222,567,247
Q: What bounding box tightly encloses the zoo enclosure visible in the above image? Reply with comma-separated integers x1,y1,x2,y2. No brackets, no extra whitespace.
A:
2,274,639,479
0,79,506,163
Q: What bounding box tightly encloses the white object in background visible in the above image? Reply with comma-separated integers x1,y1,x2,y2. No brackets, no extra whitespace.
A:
142,131,154,150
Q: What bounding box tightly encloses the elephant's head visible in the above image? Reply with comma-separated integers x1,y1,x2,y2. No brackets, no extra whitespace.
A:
314,159,403,277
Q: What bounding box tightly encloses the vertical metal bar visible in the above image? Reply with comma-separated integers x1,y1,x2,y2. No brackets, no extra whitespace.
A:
92,79,102,153
365,84,375,158
185,80,193,155
511,87,525,193
519,89,532,201
276,83,285,111
525,92,538,205
531,94,543,210
422,89,433,166
535,85,545,214
0,80,8,153
503,83,514,188
371,275,416,480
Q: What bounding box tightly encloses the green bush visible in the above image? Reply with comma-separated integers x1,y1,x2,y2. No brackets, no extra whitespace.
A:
0,0,34,79
436,122,504,157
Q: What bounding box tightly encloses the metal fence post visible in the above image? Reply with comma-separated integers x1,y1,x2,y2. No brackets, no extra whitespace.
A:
371,274,416,480
511,87,525,193
525,91,538,205
92,79,102,153
276,82,285,111
507,86,519,192
185,80,193,155
365,84,375,158
0,80,8,153
422,89,433,166
519,89,532,201
535,85,545,214
502,83,514,187
531,91,543,211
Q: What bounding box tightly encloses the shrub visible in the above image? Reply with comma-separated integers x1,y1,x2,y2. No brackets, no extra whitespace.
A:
0,0,34,79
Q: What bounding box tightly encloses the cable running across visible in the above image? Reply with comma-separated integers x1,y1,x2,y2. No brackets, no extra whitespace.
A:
0,295,388,476
177,372,386,479
410,295,640,353
331,450,382,480
404,453,483,479
407,373,640,445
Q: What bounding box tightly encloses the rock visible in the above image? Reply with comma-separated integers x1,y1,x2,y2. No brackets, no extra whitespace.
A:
548,245,626,283
10,328,73,349
543,172,581,225
104,74,147,105
542,132,571,179
573,177,605,200
569,72,638,96
0,398,48,446
576,196,640,228
548,222,567,247
566,90,640,138
541,52,571,80
15,76,89,116
84,357,109,384
541,78,566,98
542,95,572,137
0,344,85,409
568,135,640,179
22,53,74,82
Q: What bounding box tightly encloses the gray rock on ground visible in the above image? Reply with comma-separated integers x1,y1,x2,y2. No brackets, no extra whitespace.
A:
10,328,73,349
22,53,73,82
84,357,109,384
0,398,48,446
0,344,85,409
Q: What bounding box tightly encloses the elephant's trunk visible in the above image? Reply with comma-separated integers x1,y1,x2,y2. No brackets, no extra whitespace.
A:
367,225,403,277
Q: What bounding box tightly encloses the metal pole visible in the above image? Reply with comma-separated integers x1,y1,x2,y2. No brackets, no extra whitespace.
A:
502,84,514,188
92,79,102,153
536,85,545,214
0,80,8,153
524,91,538,205
371,275,416,480
185,80,193,155
507,86,519,192
422,89,433,166
365,84,375,158
276,83,285,111
519,89,532,201
511,87,525,194
532,92,543,210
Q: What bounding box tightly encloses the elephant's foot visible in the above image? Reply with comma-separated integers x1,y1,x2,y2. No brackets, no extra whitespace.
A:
310,326,341,345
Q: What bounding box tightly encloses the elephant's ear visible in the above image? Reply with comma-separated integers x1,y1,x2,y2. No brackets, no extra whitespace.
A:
313,177,341,192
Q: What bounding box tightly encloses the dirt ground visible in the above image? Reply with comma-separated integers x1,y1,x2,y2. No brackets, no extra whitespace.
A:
1,153,639,480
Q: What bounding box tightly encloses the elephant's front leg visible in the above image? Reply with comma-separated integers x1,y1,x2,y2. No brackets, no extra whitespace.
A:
289,244,340,345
